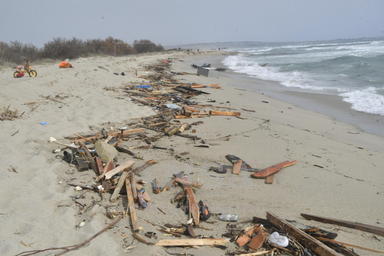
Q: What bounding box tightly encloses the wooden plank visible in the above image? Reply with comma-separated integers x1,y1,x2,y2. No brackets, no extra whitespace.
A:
156,238,229,247
301,213,384,237
266,212,342,256
110,171,129,202
185,187,200,225
251,160,297,179
232,160,242,175
104,160,134,180
126,178,139,232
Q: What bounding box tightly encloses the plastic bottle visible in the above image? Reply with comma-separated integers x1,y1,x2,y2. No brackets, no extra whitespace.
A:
218,214,239,222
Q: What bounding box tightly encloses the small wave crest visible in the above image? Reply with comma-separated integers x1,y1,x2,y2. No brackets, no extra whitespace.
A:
223,55,334,91
341,87,384,115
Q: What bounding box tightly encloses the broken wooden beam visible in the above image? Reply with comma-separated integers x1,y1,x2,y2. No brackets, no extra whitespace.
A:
301,213,384,237
251,160,297,179
266,212,342,256
156,238,229,247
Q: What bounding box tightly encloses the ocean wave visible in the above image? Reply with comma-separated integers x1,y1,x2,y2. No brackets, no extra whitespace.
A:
222,55,340,91
341,87,384,115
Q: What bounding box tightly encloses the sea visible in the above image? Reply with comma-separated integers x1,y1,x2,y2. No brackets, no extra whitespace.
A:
222,38,384,116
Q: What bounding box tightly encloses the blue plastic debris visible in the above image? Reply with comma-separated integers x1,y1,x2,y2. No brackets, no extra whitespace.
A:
135,85,152,89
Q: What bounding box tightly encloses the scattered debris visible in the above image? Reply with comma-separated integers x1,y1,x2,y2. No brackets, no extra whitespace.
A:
0,105,24,121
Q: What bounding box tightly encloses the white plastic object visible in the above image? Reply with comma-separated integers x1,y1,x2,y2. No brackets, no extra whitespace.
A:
218,214,239,222
268,231,289,247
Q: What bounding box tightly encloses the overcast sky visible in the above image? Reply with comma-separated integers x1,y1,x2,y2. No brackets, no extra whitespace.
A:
1,0,383,47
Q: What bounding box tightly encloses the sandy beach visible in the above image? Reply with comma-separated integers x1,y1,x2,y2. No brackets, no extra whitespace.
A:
0,51,383,256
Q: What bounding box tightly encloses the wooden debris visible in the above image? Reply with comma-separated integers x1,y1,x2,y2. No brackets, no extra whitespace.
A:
156,238,229,247
133,160,157,175
110,171,129,202
266,212,342,256
209,110,241,117
301,213,384,237
251,160,297,179
71,128,145,143
101,160,135,180
248,228,268,250
185,187,200,225
126,178,139,232
232,160,242,175
236,225,260,247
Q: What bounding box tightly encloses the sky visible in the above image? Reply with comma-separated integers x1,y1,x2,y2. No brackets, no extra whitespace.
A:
0,0,383,47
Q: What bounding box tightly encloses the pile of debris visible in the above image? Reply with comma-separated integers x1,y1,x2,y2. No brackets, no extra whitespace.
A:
17,58,384,256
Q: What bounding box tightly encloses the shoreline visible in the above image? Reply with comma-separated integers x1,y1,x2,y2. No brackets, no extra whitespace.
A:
187,53,384,138
1,51,383,256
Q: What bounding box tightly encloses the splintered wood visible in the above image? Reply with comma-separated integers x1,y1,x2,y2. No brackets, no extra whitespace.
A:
185,187,200,225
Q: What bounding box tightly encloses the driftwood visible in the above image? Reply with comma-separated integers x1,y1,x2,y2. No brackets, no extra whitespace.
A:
15,216,122,256
301,213,384,237
156,238,229,247
209,110,241,117
266,212,342,256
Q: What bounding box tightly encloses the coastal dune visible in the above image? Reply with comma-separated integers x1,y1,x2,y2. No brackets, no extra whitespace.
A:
0,51,383,255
